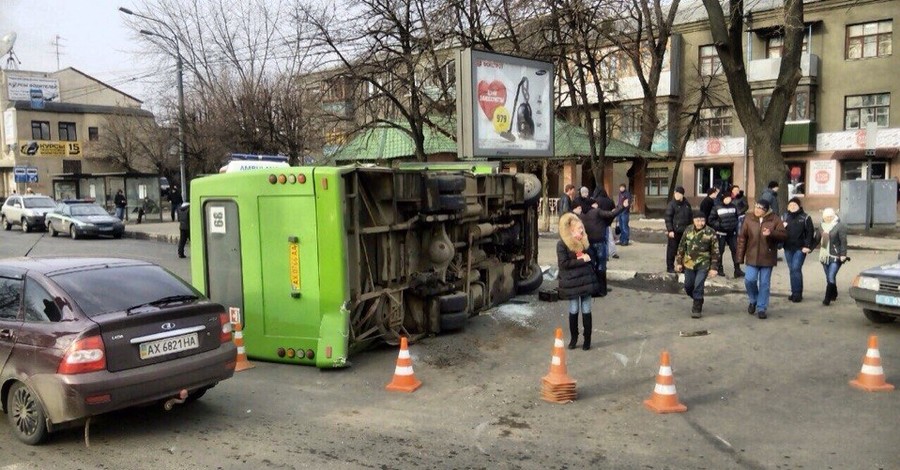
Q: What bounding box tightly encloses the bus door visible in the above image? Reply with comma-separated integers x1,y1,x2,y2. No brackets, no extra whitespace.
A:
202,200,244,321
257,195,320,341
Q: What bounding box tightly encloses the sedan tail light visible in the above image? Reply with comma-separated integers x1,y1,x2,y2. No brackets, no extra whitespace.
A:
58,335,107,374
219,313,233,343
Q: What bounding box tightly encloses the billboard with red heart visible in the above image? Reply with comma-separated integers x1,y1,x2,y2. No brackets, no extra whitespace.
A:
456,49,554,159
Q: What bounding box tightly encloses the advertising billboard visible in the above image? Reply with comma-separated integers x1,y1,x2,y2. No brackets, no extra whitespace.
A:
7,75,60,102
457,49,554,158
18,140,82,157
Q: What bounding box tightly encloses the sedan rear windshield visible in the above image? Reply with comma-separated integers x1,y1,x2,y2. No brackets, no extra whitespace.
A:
51,265,201,317
71,205,110,216
24,197,56,208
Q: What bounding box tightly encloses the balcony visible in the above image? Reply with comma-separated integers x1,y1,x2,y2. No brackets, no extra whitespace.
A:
781,120,816,151
747,54,819,83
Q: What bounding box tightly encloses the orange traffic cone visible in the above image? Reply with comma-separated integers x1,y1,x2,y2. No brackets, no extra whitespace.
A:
849,334,894,392
644,350,687,413
386,337,422,392
232,321,255,372
541,328,577,403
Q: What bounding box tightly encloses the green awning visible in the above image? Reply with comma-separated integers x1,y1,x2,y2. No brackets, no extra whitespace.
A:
333,117,664,161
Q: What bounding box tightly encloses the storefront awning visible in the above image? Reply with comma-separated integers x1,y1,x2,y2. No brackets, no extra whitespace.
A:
831,148,899,160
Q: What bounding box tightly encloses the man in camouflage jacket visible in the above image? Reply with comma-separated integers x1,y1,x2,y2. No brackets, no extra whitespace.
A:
675,210,720,318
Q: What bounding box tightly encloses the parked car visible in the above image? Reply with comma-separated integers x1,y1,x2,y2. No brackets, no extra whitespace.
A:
0,257,237,444
849,254,900,323
45,200,125,239
1,195,57,232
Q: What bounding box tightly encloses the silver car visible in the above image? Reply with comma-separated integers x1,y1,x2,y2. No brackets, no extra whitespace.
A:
1,195,57,232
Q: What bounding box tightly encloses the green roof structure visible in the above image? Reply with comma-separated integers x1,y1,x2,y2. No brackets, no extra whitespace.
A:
333,117,664,162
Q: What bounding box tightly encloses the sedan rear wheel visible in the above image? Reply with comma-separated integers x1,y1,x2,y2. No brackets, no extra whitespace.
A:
48,222,58,237
8,382,49,445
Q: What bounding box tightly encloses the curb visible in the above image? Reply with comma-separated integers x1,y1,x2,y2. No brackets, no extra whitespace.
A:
125,230,179,245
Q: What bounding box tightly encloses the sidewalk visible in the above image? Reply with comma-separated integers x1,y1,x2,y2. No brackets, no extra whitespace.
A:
126,219,900,298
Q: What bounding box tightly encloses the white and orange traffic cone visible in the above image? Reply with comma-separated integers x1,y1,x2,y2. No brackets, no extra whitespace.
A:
541,327,577,403
232,321,255,372
644,350,687,413
850,334,894,392
386,337,422,393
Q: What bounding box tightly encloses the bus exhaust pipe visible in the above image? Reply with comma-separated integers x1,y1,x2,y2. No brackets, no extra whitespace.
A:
163,389,189,411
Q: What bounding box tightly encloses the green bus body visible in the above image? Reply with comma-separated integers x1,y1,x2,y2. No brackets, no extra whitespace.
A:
190,164,541,368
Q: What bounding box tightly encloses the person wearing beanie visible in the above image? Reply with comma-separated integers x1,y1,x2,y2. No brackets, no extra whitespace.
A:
675,209,719,318
664,186,693,273
708,192,744,278
737,198,787,319
782,197,816,302
759,180,780,217
557,213,601,350
818,208,848,306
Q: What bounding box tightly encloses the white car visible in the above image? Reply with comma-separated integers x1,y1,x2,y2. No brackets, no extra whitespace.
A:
1,194,57,232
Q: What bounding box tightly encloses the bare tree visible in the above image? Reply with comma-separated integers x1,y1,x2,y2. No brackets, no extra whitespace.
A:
700,0,804,208
95,113,177,175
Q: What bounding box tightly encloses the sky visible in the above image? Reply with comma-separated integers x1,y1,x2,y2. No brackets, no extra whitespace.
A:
0,0,160,103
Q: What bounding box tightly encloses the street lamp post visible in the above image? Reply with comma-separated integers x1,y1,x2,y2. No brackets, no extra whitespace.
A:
119,7,187,203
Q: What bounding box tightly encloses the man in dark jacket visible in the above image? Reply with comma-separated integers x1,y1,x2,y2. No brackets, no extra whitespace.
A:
113,189,127,220
168,185,184,222
699,187,720,221
708,194,744,278
664,186,693,273
573,186,596,215
558,184,576,214
737,199,787,319
782,197,815,302
758,181,780,218
581,198,628,296
177,203,190,258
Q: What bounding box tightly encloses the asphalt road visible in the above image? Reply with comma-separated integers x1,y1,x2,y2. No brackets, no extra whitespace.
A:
1,229,898,469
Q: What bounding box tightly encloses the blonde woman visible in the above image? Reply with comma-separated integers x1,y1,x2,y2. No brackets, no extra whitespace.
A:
557,213,601,350
819,208,848,306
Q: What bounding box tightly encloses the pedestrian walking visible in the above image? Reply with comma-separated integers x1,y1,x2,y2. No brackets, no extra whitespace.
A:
708,193,744,278
595,189,619,259
819,208,848,306
581,197,628,297
557,213,600,350
782,197,816,302
616,183,633,246
573,186,596,215
675,210,719,318
168,185,184,222
664,186,693,273
114,189,127,220
699,187,720,221
177,202,190,258
737,199,787,319
759,181,780,218
558,184,576,215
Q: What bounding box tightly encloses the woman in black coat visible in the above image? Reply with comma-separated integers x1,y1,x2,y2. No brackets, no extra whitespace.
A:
558,213,600,351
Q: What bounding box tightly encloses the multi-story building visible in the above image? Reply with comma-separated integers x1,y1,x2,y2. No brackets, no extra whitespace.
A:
602,0,898,215
1,67,164,218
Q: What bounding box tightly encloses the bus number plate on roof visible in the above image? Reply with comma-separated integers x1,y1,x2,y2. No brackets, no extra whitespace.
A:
289,239,301,297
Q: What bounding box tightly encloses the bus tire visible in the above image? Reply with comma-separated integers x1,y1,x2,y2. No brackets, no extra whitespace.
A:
430,175,466,194
440,311,467,332
516,262,543,295
438,292,467,313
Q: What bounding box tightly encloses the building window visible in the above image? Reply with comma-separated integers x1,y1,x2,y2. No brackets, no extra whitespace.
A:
766,35,809,58
846,20,892,59
620,105,642,134
786,162,806,198
645,166,670,196
697,107,732,138
88,127,99,141
58,122,77,141
62,160,82,175
695,164,733,195
699,45,722,75
754,91,816,121
844,93,890,129
31,121,51,140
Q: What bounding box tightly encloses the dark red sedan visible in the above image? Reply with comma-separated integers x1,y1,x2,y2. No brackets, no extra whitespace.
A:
0,257,236,444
